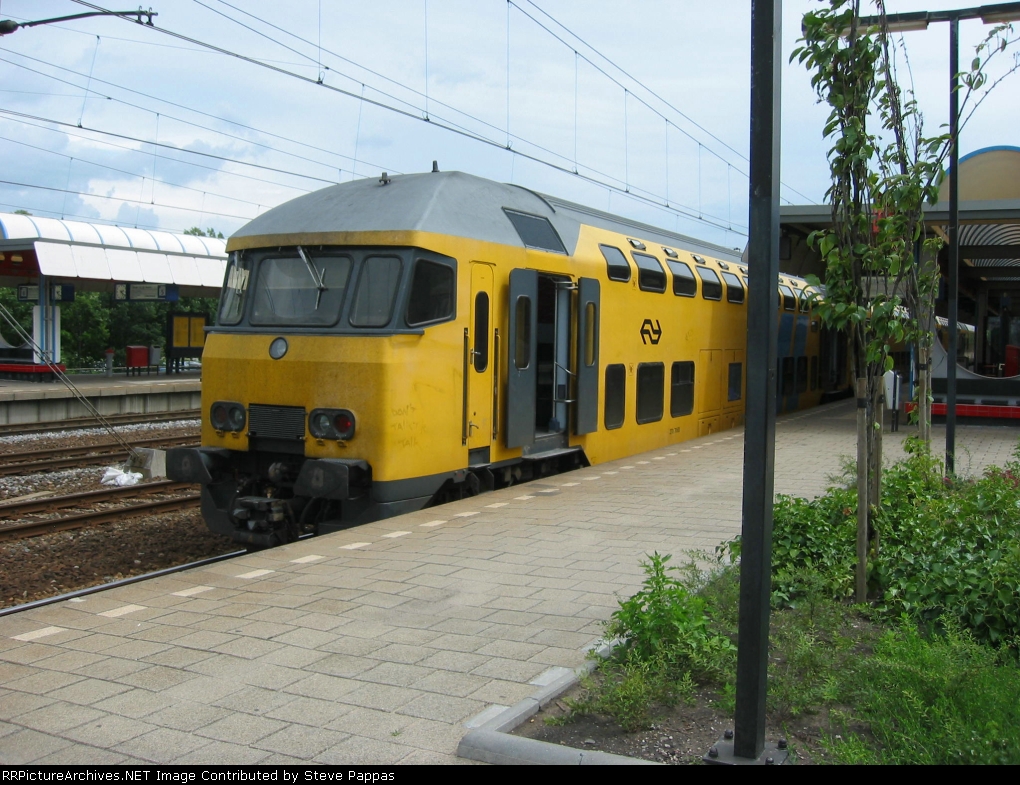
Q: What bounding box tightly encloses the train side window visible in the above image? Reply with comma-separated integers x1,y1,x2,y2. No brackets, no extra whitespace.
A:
779,285,796,311
667,261,697,297
728,362,742,401
406,259,455,326
600,245,632,283
636,363,665,424
503,209,567,254
670,361,694,417
722,272,744,304
514,296,531,370
697,267,722,300
604,364,626,429
781,357,795,395
350,255,402,327
797,356,808,393
632,252,667,293
810,356,818,391
473,292,489,372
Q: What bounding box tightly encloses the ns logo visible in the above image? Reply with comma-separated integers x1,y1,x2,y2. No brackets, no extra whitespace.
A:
640,319,662,345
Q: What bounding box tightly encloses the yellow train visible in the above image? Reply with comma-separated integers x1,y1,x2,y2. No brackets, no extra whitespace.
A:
168,170,841,547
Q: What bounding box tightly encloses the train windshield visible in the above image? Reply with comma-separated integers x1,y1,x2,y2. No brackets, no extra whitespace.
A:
250,253,352,326
218,254,251,326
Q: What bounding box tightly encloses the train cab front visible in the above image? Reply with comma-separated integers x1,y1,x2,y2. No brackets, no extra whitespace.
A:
166,242,460,548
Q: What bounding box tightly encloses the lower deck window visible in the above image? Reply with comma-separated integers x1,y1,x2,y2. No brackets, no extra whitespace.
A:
636,363,664,424
781,357,795,396
797,356,808,393
728,362,742,401
605,364,626,429
670,361,694,417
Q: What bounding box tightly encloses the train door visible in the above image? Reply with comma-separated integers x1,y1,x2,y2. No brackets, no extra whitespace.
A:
467,263,494,459
723,349,745,429
575,278,600,435
506,268,538,448
506,268,577,453
698,349,724,436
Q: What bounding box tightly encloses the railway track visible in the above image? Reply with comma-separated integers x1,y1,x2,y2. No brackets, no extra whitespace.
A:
0,410,200,437
0,482,201,542
0,434,199,476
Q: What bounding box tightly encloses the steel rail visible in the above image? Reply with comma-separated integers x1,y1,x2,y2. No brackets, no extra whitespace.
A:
0,410,200,437
0,435,198,476
0,481,194,519
0,494,201,542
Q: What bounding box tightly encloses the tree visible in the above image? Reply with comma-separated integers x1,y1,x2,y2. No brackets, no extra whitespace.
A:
184,226,225,239
793,0,1018,601
60,291,109,368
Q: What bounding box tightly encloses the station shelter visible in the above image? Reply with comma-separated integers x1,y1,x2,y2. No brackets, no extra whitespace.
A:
0,213,227,376
776,145,1020,411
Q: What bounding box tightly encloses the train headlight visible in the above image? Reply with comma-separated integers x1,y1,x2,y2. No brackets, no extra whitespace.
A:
211,401,246,432
269,337,288,360
309,408,356,440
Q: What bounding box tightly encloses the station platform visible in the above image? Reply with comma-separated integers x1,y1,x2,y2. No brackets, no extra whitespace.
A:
1,400,1017,765
0,372,201,427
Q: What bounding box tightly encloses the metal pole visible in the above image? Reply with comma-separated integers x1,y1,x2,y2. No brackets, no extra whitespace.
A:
733,0,782,762
946,17,960,474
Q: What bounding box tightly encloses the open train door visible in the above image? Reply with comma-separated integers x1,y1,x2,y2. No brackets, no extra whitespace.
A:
506,268,538,448
575,277,600,434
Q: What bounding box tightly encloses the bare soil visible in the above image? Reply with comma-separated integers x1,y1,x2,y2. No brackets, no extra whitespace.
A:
514,679,836,764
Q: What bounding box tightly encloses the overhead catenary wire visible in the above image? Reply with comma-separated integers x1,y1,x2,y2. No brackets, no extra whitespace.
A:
50,1,747,234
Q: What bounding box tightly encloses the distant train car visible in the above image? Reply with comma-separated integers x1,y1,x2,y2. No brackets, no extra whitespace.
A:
168,171,839,548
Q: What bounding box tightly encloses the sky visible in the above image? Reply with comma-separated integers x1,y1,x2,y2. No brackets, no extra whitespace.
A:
0,1,1016,252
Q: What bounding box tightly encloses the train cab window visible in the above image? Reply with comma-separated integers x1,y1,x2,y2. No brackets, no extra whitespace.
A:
779,285,796,311
473,292,489,372
600,245,632,283
697,267,722,300
722,272,745,304
350,255,402,327
406,259,455,326
604,364,626,429
218,253,251,326
668,261,697,297
797,356,808,393
670,361,694,417
810,356,818,391
250,252,352,327
632,252,667,293
503,209,567,254
728,362,742,401
796,289,809,312
636,363,665,424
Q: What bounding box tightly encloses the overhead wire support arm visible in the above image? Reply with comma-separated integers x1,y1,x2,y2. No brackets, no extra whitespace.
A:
0,9,156,36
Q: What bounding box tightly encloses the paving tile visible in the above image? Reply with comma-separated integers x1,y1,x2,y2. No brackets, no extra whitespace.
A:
0,728,72,764
254,724,350,761
197,712,288,745
142,701,233,733
62,714,157,747
114,727,209,762
304,653,377,679
283,673,361,702
395,693,484,723
13,702,106,734
213,686,297,717
265,696,353,728
342,682,419,712
45,678,132,707
357,661,434,688
315,735,409,765
5,670,84,696
31,745,132,765
170,741,272,765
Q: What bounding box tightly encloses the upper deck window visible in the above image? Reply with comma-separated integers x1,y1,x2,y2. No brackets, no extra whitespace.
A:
722,272,744,304
632,252,667,293
697,267,722,301
779,285,796,311
503,209,567,254
350,255,402,327
249,252,352,327
668,261,697,297
600,244,631,282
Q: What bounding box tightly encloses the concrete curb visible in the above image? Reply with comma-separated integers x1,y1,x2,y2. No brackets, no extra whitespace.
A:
456,641,661,765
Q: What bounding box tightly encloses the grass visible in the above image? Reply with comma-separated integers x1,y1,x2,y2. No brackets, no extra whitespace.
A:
556,443,1020,764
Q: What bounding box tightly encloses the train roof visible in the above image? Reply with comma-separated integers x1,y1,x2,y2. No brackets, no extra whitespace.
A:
228,170,743,264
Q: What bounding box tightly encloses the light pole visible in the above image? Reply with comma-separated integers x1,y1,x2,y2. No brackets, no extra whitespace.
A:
0,8,156,36
859,3,1020,474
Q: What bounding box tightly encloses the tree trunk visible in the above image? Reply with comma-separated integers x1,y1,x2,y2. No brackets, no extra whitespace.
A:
918,342,931,445
871,382,883,558
856,377,869,602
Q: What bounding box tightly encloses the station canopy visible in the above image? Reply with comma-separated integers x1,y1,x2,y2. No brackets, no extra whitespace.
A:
0,212,228,297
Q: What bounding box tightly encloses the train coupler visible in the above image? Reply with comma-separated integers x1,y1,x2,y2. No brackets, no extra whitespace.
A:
231,496,293,548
